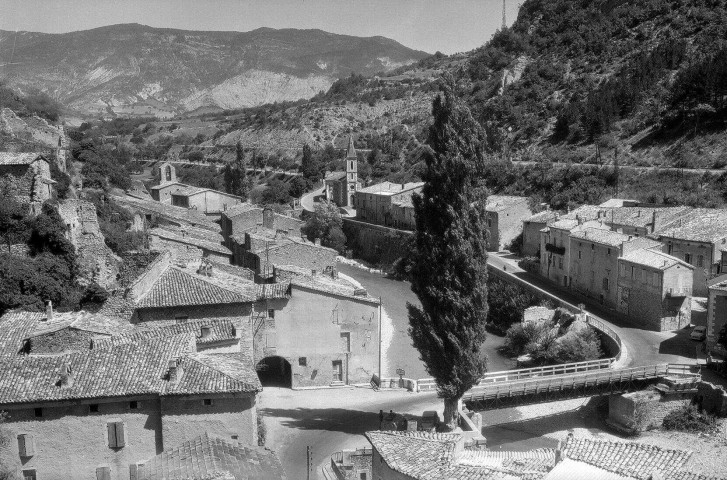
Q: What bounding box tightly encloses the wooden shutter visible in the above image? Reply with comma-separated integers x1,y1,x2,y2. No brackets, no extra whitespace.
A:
107,422,117,447
96,466,111,480
17,434,35,457
129,463,143,480
114,422,125,447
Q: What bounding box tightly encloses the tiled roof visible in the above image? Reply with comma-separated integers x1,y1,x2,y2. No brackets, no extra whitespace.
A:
366,431,546,480
27,311,132,339
324,171,346,182
277,265,379,303
221,203,262,219
570,228,630,247
136,266,255,309
620,249,692,270
599,199,639,208
605,207,691,229
0,311,43,356
256,282,291,300
561,205,603,222
526,210,559,224
139,433,285,480
0,152,44,166
149,227,231,255
0,334,195,404
163,352,261,395
95,319,239,348
156,224,224,244
358,181,424,195
486,195,528,212
112,194,220,231
458,449,556,474
561,436,692,480
655,209,727,243
170,185,209,196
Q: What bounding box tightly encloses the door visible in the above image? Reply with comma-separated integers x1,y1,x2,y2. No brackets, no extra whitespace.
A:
332,360,343,382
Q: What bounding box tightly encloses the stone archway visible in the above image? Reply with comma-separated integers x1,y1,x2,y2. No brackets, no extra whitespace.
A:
256,356,292,388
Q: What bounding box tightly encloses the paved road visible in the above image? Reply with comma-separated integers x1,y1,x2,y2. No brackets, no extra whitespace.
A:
301,185,325,213
512,160,727,176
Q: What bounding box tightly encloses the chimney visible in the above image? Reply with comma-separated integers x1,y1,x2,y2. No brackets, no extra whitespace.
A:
45,301,53,322
652,210,658,231
637,209,641,217
168,359,182,384
314,238,321,246
555,440,564,464
401,183,405,190
200,325,212,339
59,363,73,388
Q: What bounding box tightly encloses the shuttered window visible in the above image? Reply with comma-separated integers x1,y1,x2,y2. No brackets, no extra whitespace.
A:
96,466,111,480
107,421,125,448
17,434,35,457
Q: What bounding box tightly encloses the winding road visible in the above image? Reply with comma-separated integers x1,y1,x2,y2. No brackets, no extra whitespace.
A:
263,252,719,480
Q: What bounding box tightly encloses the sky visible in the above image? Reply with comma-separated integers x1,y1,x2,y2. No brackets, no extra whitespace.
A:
0,0,520,54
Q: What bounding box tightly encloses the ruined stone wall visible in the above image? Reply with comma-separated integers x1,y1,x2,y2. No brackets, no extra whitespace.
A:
0,164,33,201
58,200,120,290
697,381,727,417
608,389,692,432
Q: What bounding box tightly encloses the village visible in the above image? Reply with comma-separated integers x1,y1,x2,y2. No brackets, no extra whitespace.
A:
3,0,727,478
1,124,727,480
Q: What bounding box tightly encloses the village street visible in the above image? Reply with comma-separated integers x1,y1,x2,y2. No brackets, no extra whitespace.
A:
263,254,723,480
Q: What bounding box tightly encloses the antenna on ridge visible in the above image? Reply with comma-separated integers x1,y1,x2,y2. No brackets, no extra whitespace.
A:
502,0,507,30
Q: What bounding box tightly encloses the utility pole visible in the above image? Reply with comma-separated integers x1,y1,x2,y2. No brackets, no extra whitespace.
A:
502,0,507,30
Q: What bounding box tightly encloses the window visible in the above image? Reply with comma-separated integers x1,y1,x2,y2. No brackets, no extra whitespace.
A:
578,251,582,259
630,266,635,279
129,401,138,410
697,255,704,268
558,257,563,270
267,309,275,319
203,398,213,406
299,357,307,366
96,466,111,480
22,470,36,480
685,253,692,264
89,404,99,413
18,434,35,457
231,434,239,440
607,248,611,255
34,408,42,418
107,421,125,448
602,278,609,291
359,473,368,480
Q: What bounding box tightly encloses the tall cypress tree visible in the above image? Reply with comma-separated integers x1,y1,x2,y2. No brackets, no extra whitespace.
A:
407,77,489,430
224,141,251,199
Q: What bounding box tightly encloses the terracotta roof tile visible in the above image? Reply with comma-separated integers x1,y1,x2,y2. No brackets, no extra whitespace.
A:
0,311,43,356
149,227,231,255
139,432,285,480
562,436,692,480
136,266,255,309
164,352,261,395
95,319,239,348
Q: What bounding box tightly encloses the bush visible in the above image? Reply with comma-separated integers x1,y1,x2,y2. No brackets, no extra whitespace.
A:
518,256,540,273
663,405,717,433
487,276,543,332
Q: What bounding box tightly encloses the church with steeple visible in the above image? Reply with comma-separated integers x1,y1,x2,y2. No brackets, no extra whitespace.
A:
324,136,360,209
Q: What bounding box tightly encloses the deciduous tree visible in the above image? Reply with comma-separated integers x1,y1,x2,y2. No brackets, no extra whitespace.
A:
407,78,490,430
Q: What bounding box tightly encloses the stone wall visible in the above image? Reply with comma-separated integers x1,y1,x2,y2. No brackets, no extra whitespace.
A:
254,286,380,388
126,252,172,303
697,381,727,417
58,199,120,290
342,218,413,266
608,389,692,432
160,394,257,450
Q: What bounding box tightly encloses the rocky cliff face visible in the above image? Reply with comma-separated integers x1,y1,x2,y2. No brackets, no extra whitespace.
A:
0,24,428,117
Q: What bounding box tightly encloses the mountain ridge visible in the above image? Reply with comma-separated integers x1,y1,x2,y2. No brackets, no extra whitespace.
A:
0,23,429,117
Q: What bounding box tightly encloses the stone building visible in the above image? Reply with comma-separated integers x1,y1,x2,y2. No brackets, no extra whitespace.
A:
0,333,262,480
539,217,608,287
220,204,303,249
324,136,360,209
58,199,121,290
254,265,381,388
355,181,424,227
0,152,55,210
150,162,243,214
617,248,693,331
651,209,727,296
114,194,220,232
522,210,558,257
706,275,727,352
231,229,337,280
484,195,533,252
389,197,416,230
148,226,232,264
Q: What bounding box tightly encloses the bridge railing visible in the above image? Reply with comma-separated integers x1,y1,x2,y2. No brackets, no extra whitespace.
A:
475,358,613,384
463,364,672,402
